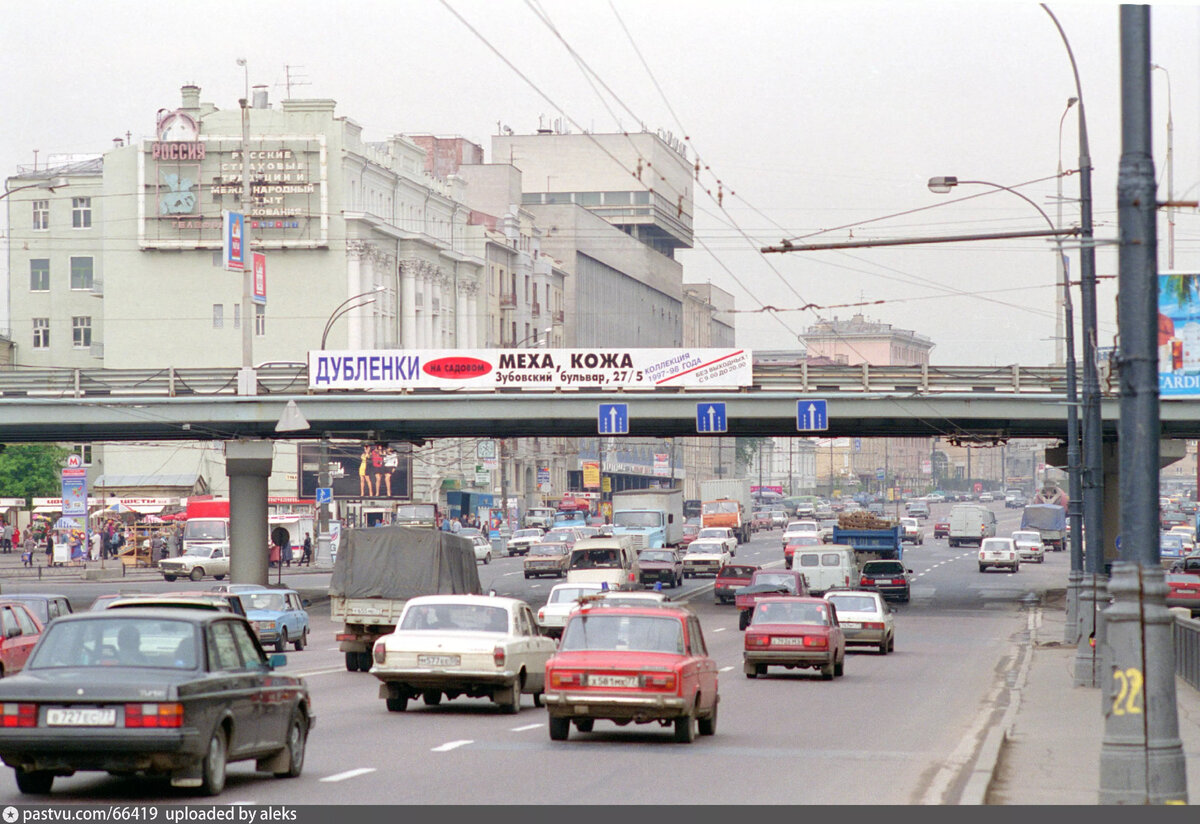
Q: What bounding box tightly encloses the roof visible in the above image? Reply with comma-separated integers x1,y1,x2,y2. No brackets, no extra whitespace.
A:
55,607,242,624
10,157,103,180
93,474,206,490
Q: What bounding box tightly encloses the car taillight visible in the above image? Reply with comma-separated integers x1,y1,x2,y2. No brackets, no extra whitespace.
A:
550,670,581,688
979,552,985,560
804,636,828,649
864,622,885,629
125,703,183,728
374,641,387,664
745,633,770,648
642,673,677,690
0,704,36,728
859,576,872,587
537,609,545,622
493,646,506,667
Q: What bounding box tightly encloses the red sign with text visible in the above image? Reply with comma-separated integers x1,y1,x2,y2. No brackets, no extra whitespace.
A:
252,252,266,304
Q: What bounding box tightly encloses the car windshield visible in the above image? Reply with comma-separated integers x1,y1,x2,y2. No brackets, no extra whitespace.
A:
244,593,287,612
545,531,575,542
560,614,684,654
549,587,600,604
1012,532,1041,543
639,551,675,564
530,544,567,557
687,543,723,555
753,602,829,625
29,618,199,670
569,548,621,569
702,501,738,515
698,529,727,539
513,530,541,539
752,573,798,591
826,594,879,613
719,566,757,578
864,562,905,576
399,603,509,633
182,520,227,541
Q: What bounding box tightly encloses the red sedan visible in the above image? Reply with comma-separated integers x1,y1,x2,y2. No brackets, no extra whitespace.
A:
743,596,845,680
0,602,43,676
933,520,950,539
1166,574,1200,616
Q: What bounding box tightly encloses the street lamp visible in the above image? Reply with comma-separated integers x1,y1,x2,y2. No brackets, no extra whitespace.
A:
1,177,69,201
320,285,387,350
1056,96,1078,368
514,326,552,348
1152,63,1174,269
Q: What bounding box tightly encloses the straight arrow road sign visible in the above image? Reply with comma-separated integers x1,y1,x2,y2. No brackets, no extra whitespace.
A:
598,403,629,435
697,402,727,433
797,399,828,431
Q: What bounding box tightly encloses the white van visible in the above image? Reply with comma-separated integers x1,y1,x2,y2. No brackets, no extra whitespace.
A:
948,505,997,547
792,544,859,596
566,537,640,591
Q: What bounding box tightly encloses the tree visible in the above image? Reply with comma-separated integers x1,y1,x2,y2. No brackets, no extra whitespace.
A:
734,437,771,473
0,444,70,502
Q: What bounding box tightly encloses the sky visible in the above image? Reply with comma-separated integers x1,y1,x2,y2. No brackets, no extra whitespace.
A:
3,0,1197,365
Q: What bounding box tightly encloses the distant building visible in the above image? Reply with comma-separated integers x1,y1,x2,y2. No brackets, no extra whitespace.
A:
802,313,934,366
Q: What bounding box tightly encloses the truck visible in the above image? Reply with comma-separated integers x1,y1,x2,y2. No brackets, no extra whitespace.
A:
831,525,903,562
610,488,684,549
1020,504,1067,551
700,478,754,544
180,499,231,556
329,526,482,672
948,504,998,547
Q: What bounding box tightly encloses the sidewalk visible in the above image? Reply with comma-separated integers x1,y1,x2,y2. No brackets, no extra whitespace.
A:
0,546,334,585
983,594,1200,804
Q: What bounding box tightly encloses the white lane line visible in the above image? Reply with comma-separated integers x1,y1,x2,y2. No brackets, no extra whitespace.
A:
719,666,734,672
511,723,543,732
432,739,474,752
713,627,726,632
504,571,520,576
320,767,377,783
326,647,341,652
287,666,355,678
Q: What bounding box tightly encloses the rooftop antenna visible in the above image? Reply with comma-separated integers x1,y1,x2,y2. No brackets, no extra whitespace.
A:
284,65,311,100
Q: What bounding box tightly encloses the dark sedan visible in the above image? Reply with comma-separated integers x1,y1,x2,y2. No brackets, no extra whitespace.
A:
0,608,314,796
638,549,683,588
859,560,913,603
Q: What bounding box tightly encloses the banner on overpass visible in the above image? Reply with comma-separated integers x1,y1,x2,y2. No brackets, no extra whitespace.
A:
308,348,752,391
1159,272,1200,397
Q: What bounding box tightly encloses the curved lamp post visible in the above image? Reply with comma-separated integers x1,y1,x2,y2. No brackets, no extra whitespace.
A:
320,285,387,350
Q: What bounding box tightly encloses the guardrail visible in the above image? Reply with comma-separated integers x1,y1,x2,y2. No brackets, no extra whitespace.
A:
0,362,1118,400
1174,614,1200,692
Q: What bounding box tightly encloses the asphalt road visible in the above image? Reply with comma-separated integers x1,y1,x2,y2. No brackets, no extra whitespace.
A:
0,501,1064,804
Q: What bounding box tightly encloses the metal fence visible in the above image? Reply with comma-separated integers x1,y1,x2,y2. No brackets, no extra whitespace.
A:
1173,614,1200,691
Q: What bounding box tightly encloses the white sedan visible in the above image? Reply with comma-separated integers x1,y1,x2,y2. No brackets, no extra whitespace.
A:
782,520,820,548
824,589,895,655
471,535,492,565
899,517,925,546
506,528,544,556
682,540,732,578
979,537,1020,573
535,582,604,638
371,595,557,713
1010,530,1045,563
697,527,738,557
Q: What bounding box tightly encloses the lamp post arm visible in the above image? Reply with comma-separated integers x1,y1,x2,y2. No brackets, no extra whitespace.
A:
321,297,378,350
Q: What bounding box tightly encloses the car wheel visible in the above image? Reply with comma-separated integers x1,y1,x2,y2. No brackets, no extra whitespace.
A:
524,572,530,579
979,564,987,573
275,628,288,653
496,679,521,714
698,701,718,736
888,635,895,653
345,651,359,672
14,769,53,795
423,690,442,706
834,655,844,677
820,661,835,680
200,726,228,796
533,691,543,708
574,718,594,732
738,611,750,631
484,553,491,565
189,567,204,582
274,711,307,778
164,575,177,582
214,574,226,581
293,628,307,652
673,711,696,744
548,716,570,741
744,662,757,679
385,695,408,712
879,638,888,655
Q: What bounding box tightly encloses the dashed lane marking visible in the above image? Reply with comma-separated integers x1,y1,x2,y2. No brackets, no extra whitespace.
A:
511,723,543,732
432,740,474,752
719,666,734,672
320,768,377,783
713,627,726,632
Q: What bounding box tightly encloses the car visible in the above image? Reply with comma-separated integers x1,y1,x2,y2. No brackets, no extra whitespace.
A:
1167,525,1197,544
88,592,148,611
781,520,819,549
0,602,43,676
933,519,950,539
696,527,737,556
525,508,556,530
1162,510,1190,529
681,541,732,578
1161,533,1192,569
683,499,702,520
159,545,229,583
824,589,895,654
458,528,483,540
979,492,995,503
543,602,718,743
679,522,700,549
0,595,72,628
575,526,601,540
209,584,271,594
0,608,312,796
735,569,810,630
905,502,930,520
536,582,605,638
1011,530,1046,564
105,593,248,618
471,535,492,565
541,528,582,548
750,511,773,533
1171,554,1200,575
770,510,790,528
240,589,310,652
858,560,913,602
1165,573,1200,616
743,596,845,680
638,548,683,589
524,542,570,579
899,517,925,545
506,528,544,557
783,534,820,569
371,595,556,714
714,563,760,605
1005,493,1028,509
979,537,1020,573
817,518,838,544
590,590,672,608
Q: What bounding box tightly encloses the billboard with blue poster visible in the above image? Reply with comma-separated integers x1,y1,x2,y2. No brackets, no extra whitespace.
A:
1159,272,1200,397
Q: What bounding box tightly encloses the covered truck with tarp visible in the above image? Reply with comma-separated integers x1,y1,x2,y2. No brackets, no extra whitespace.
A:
330,526,482,671
1020,504,1067,551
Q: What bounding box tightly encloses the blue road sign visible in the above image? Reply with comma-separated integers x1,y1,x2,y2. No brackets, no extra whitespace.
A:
316,487,333,505
697,402,727,433
598,403,629,435
797,399,828,431
876,468,885,481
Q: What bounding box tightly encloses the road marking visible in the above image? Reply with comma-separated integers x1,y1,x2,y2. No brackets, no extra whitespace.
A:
719,666,734,672
504,571,520,576
320,767,377,783
510,723,543,732
530,584,541,588
286,666,354,678
326,647,340,651
432,739,474,752
713,627,726,632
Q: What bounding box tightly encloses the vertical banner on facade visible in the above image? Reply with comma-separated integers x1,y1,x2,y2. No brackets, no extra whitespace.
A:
252,252,266,304
1159,272,1200,396
653,453,670,477
582,461,600,489
223,210,245,271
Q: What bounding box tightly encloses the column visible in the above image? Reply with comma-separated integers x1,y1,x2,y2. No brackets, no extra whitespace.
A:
432,268,445,347
343,241,364,351
466,283,480,347
225,439,273,586
421,267,434,347
400,260,417,349
456,276,469,348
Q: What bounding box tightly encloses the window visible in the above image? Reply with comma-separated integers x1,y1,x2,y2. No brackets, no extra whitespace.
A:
71,444,93,465
71,197,92,228
72,316,92,348
32,318,49,349
524,275,529,302
577,192,601,206
12,608,35,636
69,257,93,290
234,304,241,329
255,305,265,336
206,622,242,670
212,304,224,329
29,259,49,291
32,200,48,230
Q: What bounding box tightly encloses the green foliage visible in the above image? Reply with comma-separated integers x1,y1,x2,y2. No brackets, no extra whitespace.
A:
0,444,71,502
734,437,771,472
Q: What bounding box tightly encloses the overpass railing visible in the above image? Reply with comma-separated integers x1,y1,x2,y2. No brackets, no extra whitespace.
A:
0,363,1115,400
1174,614,1200,692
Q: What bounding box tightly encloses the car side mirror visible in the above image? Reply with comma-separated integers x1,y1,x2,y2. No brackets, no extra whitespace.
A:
268,653,287,670
906,569,913,574
301,599,311,608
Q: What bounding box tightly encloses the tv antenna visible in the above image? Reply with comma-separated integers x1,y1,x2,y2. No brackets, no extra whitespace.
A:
284,65,311,100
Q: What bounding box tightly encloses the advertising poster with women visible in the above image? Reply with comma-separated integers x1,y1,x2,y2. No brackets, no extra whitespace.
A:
297,442,412,500
1159,272,1200,397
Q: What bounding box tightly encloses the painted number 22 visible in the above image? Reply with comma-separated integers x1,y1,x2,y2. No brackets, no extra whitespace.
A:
1112,667,1144,716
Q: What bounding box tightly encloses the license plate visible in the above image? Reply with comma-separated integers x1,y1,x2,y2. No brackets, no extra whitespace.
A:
772,637,805,646
46,708,116,727
586,674,638,688
841,622,862,629
417,654,461,667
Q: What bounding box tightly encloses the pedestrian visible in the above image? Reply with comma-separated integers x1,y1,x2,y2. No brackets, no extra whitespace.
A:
371,445,385,500
302,533,313,565
359,444,373,497
282,539,293,567
21,535,33,567
1,521,11,554
11,526,19,550
90,530,102,562
44,531,54,565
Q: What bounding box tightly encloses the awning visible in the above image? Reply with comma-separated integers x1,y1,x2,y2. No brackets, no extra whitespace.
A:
130,505,165,515
33,506,60,514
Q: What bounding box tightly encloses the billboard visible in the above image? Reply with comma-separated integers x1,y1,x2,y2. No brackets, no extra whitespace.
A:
297,442,412,500
308,348,753,391
1159,272,1200,397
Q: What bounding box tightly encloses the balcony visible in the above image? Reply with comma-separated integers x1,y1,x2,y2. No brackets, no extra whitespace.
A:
500,293,516,309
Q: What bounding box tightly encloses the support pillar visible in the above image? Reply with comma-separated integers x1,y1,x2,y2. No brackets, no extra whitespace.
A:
225,440,273,586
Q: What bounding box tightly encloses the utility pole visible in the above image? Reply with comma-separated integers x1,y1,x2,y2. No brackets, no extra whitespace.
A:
1100,8,1186,803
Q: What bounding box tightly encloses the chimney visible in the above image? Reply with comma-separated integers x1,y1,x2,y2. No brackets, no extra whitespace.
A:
113,137,124,148
252,85,269,109
180,84,201,111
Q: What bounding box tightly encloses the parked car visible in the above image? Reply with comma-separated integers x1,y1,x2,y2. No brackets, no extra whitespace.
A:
696,528,737,556
1010,530,1046,564
638,549,683,589
979,537,1020,573
0,608,311,796
241,589,310,652
743,596,845,680
681,541,732,578
714,563,760,605
735,569,810,630
0,595,72,628
0,602,43,676
371,595,556,713
159,545,229,583
524,542,570,579
933,519,950,539
899,517,925,546
858,560,913,603
543,602,718,743
536,582,604,638
506,528,544,557
824,589,895,654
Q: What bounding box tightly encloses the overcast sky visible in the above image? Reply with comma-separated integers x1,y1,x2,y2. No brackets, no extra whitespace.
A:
3,0,1196,364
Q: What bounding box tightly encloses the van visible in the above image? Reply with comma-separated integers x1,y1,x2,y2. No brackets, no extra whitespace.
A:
566,537,640,591
791,544,859,596
948,505,997,547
